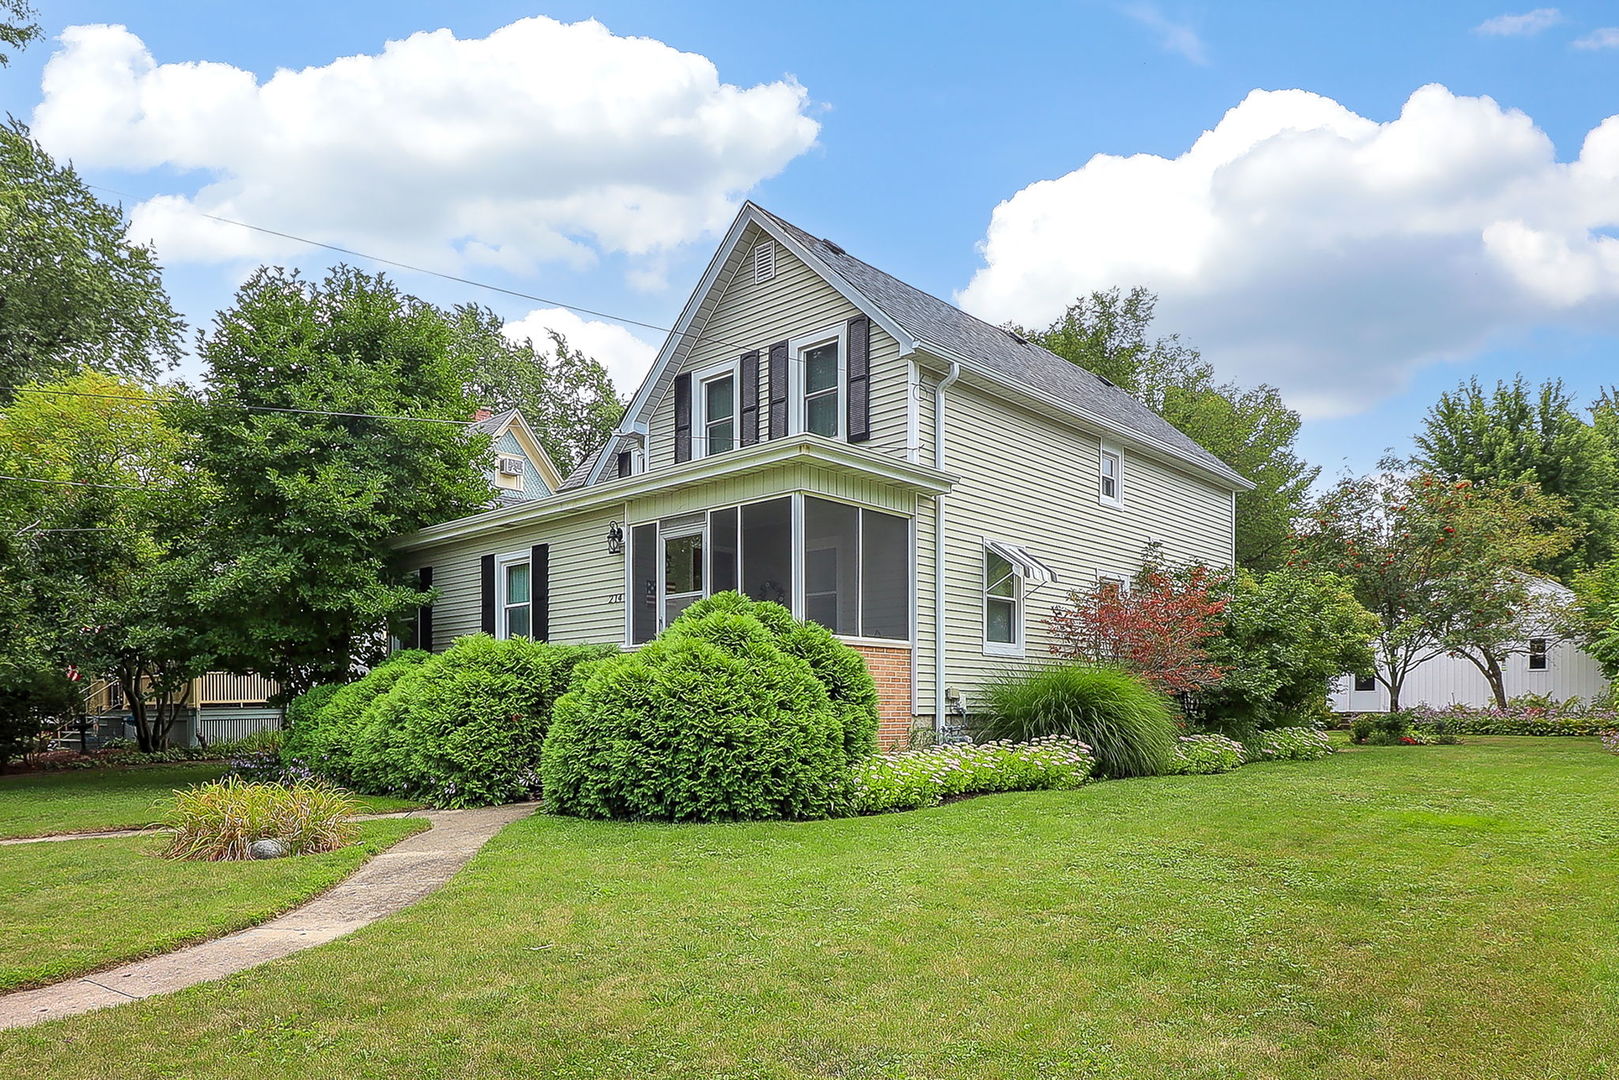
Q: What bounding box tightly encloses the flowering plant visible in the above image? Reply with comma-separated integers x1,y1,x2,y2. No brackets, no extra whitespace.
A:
1601,730,1619,756
1167,734,1245,775
1254,726,1334,761
849,736,1095,815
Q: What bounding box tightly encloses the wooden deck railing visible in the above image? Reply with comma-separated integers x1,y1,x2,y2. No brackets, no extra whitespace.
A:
84,672,281,712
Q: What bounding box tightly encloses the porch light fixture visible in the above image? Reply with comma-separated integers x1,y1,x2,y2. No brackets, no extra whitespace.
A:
606,521,624,555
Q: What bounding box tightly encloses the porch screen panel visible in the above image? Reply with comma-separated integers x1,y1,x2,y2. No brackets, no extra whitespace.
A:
710,506,739,594
631,523,659,644
804,497,859,635
861,509,910,640
740,497,792,607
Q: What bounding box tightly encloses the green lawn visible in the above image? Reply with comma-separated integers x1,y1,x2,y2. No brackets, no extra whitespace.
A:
0,818,427,992
0,765,421,839
2,737,1615,1079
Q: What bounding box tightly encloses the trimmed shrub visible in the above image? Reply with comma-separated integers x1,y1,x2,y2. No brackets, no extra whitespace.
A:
163,779,357,861
283,682,341,742
359,635,615,808
1254,726,1334,761
670,591,879,759
850,737,1095,814
282,650,429,782
543,612,849,822
1168,733,1245,775
974,663,1177,778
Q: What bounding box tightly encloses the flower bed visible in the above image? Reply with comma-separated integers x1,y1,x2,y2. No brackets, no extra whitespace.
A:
1602,730,1619,756
850,737,1095,814
1168,734,1245,775
1401,701,1618,738
1254,727,1334,760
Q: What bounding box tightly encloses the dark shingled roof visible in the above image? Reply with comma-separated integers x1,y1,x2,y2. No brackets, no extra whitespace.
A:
750,205,1237,479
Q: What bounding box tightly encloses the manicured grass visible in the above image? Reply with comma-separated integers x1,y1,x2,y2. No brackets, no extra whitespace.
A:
0,817,427,992
2,737,1616,1078
0,765,421,839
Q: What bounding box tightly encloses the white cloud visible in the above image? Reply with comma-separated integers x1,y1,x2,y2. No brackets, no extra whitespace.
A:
503,308,658,394
957,85,1619,418
1573,26,1619,49
33,19,820,280
1120,3,1208,65
1474,8,1563,36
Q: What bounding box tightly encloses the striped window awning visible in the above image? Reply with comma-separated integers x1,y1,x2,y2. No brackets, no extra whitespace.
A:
985,540,1058,588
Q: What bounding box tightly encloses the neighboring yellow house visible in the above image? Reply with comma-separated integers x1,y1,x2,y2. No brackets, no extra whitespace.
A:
394,203,1252,747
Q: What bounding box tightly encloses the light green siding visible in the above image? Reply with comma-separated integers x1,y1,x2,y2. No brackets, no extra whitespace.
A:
644,223,911,471
929,379,1235,707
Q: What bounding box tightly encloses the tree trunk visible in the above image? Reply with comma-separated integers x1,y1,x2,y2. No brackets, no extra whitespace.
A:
119,663,155,753
1456,650,1509,709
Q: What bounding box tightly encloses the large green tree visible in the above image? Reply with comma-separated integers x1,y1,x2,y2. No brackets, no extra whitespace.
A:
450,304,621,472
0,121,184,395
0,370,213,750
1021,287,1316,572
183,266,495,696
1292,469,1574,710
1414,376,1618,581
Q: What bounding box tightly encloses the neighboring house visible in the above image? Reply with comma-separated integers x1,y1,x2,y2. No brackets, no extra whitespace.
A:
472,407,565,505
78,673,282,749
1330,576,1610,712
393,203,1252,747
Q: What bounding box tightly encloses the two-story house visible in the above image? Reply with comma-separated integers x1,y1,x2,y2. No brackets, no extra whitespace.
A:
393,203,1252,747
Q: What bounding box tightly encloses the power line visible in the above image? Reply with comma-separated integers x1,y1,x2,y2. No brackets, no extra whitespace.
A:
2,385,477,426
0,474,164,492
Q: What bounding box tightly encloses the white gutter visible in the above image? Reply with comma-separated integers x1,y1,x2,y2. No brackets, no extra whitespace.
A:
933,361,960,738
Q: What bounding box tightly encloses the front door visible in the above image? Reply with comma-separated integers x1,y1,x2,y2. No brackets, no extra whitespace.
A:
661,528,704,629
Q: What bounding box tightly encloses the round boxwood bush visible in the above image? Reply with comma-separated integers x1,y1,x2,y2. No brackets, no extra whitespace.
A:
542,610,850,822
974,663,1177,779
669,591,879,759
280,650,429,783
355,635,615,807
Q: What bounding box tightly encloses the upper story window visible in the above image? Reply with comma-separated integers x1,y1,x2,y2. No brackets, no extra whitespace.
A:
1528,638,1548,670
791,324,847,439
1353,673,1377,692
1099,443,1124,507
693,361,737,458
497,553,531,639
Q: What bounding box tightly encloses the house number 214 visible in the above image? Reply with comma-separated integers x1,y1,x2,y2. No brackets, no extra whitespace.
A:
606,592,624,605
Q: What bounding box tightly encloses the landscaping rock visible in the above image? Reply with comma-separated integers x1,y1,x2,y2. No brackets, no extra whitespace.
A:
248,838,289,860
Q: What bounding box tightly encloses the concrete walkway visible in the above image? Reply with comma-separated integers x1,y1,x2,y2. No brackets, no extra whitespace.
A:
0,803,532,1030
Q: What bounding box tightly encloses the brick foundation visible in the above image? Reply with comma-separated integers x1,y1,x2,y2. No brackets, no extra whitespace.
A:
849,642,914,750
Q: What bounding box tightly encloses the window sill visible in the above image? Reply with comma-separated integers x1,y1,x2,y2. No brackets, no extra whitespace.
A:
982,641,1025,658
1097,496,1124,509
836,634,913,649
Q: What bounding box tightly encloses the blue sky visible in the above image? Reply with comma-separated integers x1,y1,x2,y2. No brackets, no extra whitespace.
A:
4,1,1618,478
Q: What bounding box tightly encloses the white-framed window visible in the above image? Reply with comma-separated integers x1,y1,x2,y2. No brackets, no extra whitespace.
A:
984,545,1023,655
496,551,531,639
692,360,738,458
1099,443,1124,507
1528,638,1548,671
790,324,846,439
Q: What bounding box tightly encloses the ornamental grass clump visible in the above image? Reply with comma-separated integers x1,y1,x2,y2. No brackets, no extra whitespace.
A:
1168,733,1246,775
1254,726,1334,761
849,736,1095,815
975,663,1177,778
162,778,357,861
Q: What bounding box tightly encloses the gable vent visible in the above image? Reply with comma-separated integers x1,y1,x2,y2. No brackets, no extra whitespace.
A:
753,240,776,284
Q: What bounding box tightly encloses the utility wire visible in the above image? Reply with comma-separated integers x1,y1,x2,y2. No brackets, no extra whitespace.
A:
2,384,478,425
0,474,165,492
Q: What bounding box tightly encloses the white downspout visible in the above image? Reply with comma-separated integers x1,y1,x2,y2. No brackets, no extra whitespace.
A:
933,362,960,738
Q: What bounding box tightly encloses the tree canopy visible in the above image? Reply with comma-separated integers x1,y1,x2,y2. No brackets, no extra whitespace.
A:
1021,287,1316,572
1415,376,1618,582
0,1,40,67
450,304,621,473
0,121,184,395
182,266,495,695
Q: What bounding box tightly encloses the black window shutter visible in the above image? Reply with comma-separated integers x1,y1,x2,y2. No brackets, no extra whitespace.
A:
673,373,693,463
739,349,761,446
846,315,871,443
616,450,632,477
480,554,496,635
417,566,434,652
768,341,789,439
530,544,550,642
